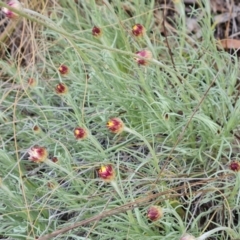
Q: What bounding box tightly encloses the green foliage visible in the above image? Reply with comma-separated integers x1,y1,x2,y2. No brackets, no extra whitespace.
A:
0,0,240,239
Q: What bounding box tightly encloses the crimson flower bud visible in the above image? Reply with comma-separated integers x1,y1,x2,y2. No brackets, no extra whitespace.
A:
2,0,22,19
55,83,68,95
147,205,163,221
107,118,124,134
74,127,88,140
132,24,145,37
28,146,48,163
58,65,69,75
92,26,102,38
98,164,115,182
135,49,152,66
229,161,240,172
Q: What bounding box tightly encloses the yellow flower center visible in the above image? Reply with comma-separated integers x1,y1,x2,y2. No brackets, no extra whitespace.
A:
133,25,138,30
107,121,114,127
100,166,107,173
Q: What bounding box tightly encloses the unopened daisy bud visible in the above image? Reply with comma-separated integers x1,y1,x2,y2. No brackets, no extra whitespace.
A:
92,26,102,38
107,117,125,134
55,83,68,95
164,113,169,120
135,49,152,66
51,156,58,163
147,205,163,221
28,78,37,87
58,64,69,75
180,233,196,240
32,125,41,134
2,0,22,19
74,127,88,140
132,23,145,37
28,146,48,163
229,161,240,172
98,164,115,182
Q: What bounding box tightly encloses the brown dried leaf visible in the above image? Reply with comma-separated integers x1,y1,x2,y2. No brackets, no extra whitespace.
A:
218,39,240,49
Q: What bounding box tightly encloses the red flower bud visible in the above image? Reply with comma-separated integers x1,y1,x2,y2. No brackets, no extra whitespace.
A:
135,49,152,66
98,164,115,182
2,0,22,19
147,205,163,221
74,127,88,140
229,161,240,172
58,65,69,75
132,24,145,37
28,146,48,163
107,118,124,134
92,26,102,38
55,83,68,95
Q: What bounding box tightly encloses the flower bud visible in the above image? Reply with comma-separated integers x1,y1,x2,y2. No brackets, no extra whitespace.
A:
2,0,22,19
132,24,145,37
135,49,152,66
74,127,88,140
107,118,124,134
51,157,58,163
229,161,240,172
92,26,102,38
98,164,115,182
58,65,69,75
147,205,163,221
28,146,48,163
55,83,68,95
32,125,41,134
28,78,37,87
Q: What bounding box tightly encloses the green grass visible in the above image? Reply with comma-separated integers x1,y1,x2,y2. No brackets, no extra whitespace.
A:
0,0,240,239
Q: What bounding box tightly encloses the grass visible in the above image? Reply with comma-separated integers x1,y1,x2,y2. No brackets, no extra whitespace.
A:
0,0,240,239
